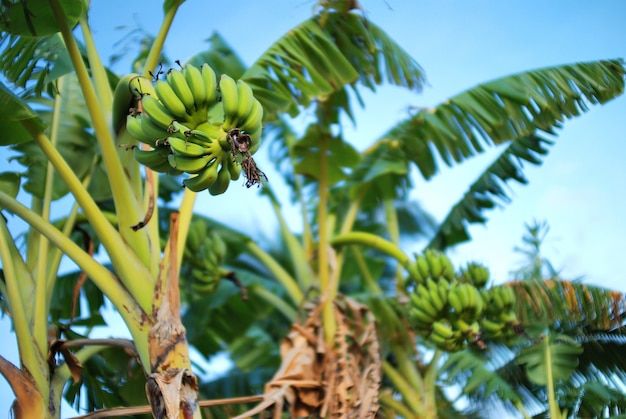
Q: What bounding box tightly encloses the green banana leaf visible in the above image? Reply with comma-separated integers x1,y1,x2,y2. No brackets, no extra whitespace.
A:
517,333,583,386
379,59,626,250
242,12,425,120
0,0,83,37
11,73,107,201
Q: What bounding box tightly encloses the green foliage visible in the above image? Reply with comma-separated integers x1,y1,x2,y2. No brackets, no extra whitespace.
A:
0,2,624,418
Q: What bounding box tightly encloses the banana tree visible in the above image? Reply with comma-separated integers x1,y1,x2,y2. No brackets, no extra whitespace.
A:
0,1,625,419
442,222,626,418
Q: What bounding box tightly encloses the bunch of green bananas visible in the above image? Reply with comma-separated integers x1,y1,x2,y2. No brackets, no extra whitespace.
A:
405,249,455,286
459,262,490,289
182,219,229,294
479,286,522,340
406,251,523,351
114,63,264,194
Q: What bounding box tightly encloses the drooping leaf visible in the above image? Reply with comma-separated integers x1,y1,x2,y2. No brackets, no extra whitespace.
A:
0,80,45,144
400,60,626,249
0,172,21,209
0,0,83,37
243,12,425,120
293,124,361,185
517,333,583,386
11,73,98,200
0,32,71,96
428,135,553,250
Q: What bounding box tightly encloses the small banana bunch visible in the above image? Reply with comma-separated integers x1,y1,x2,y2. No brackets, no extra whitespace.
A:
182,219,229,294
479,285,523,340
406,250,523,351
459,262,490,289
115,63,265,194
405,249,455,286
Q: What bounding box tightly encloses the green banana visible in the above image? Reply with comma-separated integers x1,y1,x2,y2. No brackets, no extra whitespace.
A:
240,97,263,134
133,146,169,168
481,318,504,335
409,307,435,325
167,69,195,114
431,320,455,339
234,79,254,127
219,74,239,130
447,282,462,312
415,255,430,283
141,95,176,129
112,73,155,132
427,278,446,312
208,163,231,196
410,293,438,319
184,64,207,111
224,156,241,181
186,219,207,251
201,64,219,105
139,114,170,143
155,79,188,119
167,137,211,157
126,115,152,144
183,159,220,192
425,249,443,278
167,154,212,174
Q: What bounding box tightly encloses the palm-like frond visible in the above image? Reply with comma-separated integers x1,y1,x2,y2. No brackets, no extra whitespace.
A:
243,12,425,120
382,59,625,249
428,134,552,249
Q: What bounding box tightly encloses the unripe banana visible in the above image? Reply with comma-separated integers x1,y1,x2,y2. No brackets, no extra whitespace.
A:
183,159,220,192
139,115,170,144
155,79,188,119
167,69,195,114
133,146,169,168
209,231,227,260
219,74,239,130
425,249,443,278
431,320,455,339
192,122,228,145
167,154,212,174
141,95,176,129
239,98,263,134
412,295,438,319
201,64,219,105
184,64,207,111
409,307,435,325
415,255,430,283
427,279,446,312
186,219,206,251
126,115,152,144
234,79,254,127
112,73,154,133
208,163,232,196
224,156,241,181
167,137,210,157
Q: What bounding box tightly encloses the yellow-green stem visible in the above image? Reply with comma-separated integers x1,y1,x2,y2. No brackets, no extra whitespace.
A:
330,231,410,267
266,188,314,289
252,287,297,321
351,246,382,294
423,350,442,419
245,241,302,304
318,134,336,344
49,0,152,269
382,360,424,416
379,392,418,419
383,198,406,293
545,336,561,419
0,191,152,368
0,220,48,396
23,120,153,312
142,3,181,77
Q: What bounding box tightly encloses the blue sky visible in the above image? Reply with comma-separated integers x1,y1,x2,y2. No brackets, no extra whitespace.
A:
1,0,625,416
